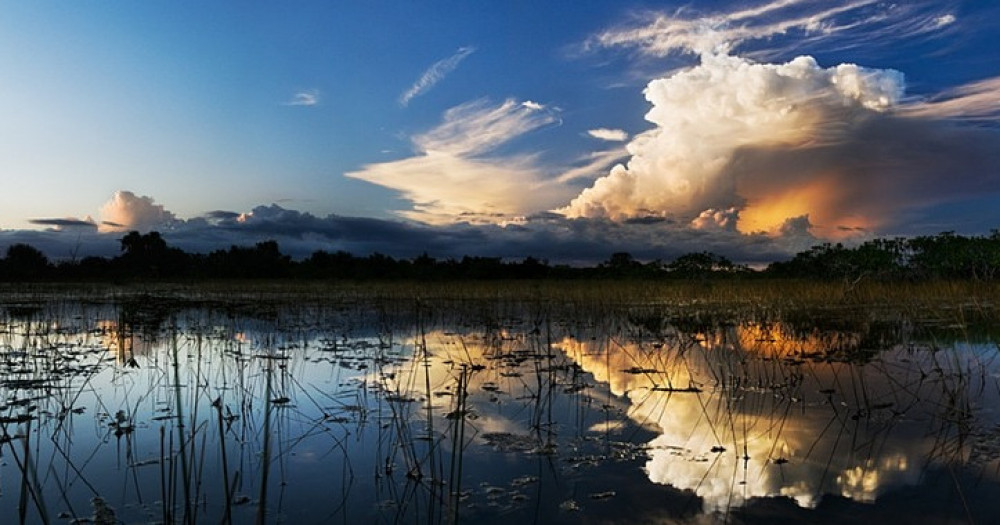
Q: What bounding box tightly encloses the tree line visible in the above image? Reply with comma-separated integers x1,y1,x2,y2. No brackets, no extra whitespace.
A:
1,230,999,282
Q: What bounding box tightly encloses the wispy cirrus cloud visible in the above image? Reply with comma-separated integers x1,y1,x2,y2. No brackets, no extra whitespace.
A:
586,0,960,59
399,46,476,107
413,98,555,156
285,89,319,106
346,98,571,224
899,76,1000,122
555,148,629,184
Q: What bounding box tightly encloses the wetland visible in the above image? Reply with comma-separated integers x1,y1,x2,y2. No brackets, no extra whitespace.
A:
0,281,998,524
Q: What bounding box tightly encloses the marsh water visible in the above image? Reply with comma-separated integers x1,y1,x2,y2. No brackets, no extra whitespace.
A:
1,288,999,524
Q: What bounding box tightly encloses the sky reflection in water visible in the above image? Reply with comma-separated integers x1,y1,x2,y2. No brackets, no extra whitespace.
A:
0,300,998,523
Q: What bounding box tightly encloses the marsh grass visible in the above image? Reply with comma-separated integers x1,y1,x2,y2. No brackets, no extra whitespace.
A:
3,278,998,307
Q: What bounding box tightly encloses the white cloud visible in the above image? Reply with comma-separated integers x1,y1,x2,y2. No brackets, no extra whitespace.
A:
899,76,1000,122
563,0,1000,241
412,98,556,156
690,207,740,232
285,89,319,106
346,98,572,224
399,46,476,107
587,128,629,142
560,52,905,231
559,37,1000,240
345,153,567,225
555,148,629,184
587,0,960,59
932,14,956,28
98,191,177,233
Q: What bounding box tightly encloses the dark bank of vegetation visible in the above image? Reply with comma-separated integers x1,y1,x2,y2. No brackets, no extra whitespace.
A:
2,230,1000,283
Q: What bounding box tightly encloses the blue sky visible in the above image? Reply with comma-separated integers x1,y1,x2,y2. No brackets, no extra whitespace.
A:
2,1,999,263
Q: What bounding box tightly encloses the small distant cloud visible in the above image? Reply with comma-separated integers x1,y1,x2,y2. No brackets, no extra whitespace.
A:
690,208,739,232
400,46,476,107
587,128,628,142
205,210,241,220
285,89,319,106
521,100,545,111
29,218,97,229
932,14,956,28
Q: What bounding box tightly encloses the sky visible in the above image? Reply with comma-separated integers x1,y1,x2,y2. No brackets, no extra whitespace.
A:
2,0,999,264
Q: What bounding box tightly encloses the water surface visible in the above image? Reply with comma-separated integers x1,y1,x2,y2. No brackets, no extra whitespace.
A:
1,294,998,524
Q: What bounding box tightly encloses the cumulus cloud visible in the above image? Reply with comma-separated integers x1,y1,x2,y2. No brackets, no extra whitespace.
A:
690,208,739,232
561,53,906,230
9,3,992,265
99,191,177,233
587,128,629,142
285,89,319,106
560,36,1000,238
346,98,575,224
348,1,994,241
566,1,999,240
399,46,476,107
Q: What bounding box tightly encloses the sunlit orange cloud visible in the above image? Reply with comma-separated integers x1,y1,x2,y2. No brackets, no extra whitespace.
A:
98,190,176,233
737,175,873,237
560,51,903,234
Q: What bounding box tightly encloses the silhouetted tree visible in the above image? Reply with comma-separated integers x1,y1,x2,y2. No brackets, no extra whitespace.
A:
2,228,1000,283
116,231,190,278
667,252,738,277
1,244,50,280
298,250,359,279
599,252,646,277
207,240,291,278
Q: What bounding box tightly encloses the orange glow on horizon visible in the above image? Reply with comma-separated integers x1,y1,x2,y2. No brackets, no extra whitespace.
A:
737,176,872,238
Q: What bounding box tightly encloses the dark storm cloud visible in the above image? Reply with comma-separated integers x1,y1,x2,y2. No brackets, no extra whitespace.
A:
4,202,820,266
0,229,119,259
29,218,98,229
204,210,241,220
